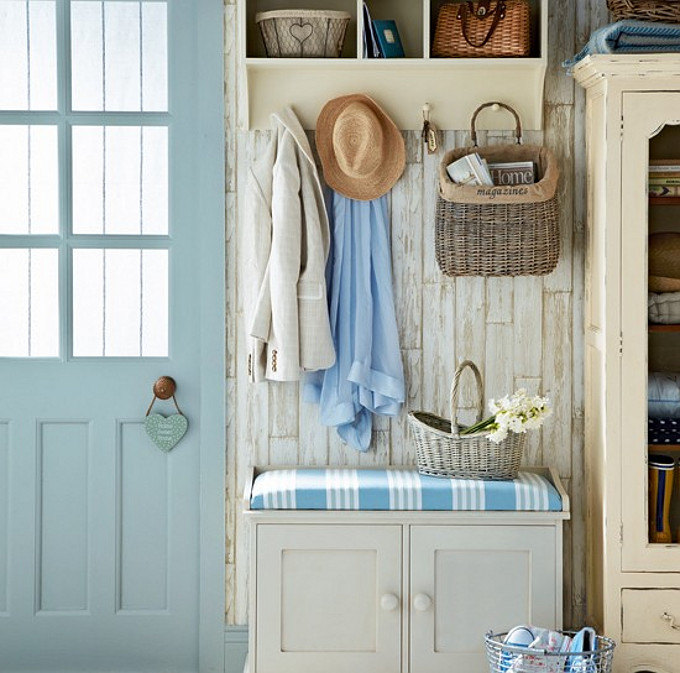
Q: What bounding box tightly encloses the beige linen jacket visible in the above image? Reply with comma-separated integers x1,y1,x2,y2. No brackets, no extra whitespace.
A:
244,107,335,382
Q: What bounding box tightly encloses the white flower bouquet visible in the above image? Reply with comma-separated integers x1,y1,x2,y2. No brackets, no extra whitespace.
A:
460,388,552,444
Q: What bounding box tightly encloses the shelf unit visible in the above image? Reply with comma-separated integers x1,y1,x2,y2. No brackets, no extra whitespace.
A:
239,0,548,130
575,55,680,671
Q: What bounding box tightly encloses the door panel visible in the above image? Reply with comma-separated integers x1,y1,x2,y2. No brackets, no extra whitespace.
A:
2,370,203,670
410,525,558,673
0,1,225,670
621,92,680,572
256,524,402,673
37,421,90,613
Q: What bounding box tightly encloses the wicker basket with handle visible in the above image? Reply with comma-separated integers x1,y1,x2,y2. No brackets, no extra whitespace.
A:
435,102,560,277
432,0,531,58
607,0,680,22
408,360,525,480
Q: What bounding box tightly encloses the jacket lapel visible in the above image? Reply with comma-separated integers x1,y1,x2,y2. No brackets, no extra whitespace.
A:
271,107,317,173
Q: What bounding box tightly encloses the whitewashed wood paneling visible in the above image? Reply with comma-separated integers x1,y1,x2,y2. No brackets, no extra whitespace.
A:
224,1,603,630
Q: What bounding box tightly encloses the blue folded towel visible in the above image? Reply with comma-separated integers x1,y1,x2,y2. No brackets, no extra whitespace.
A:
564,20,680,69
566,627,598,673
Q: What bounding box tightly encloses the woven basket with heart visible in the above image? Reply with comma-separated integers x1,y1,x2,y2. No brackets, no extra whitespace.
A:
256,10,351,58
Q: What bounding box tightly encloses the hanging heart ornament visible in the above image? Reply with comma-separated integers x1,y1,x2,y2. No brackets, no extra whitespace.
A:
145,412,188,452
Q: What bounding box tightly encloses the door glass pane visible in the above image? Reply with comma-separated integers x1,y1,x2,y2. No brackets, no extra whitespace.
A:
71,0,168,112
0,248,59,357
0,125,59,234
72,126,168,235
0,0,57,110
647,125,680,545
72,248,168,357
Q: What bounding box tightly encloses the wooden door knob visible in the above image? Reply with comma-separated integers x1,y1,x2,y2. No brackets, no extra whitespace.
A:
153,376,177,400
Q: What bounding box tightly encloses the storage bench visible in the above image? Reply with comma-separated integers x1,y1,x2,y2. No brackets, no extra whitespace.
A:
243,466,570,673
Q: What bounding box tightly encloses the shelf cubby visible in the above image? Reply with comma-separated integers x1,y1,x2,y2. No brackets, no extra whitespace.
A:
240,0,548,130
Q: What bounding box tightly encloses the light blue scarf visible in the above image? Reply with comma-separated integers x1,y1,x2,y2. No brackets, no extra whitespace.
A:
304,192,405,451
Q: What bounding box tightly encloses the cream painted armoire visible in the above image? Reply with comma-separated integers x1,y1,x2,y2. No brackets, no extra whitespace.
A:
575,55,680,672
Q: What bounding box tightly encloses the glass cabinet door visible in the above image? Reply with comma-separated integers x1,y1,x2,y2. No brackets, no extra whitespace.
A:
621,91,680,572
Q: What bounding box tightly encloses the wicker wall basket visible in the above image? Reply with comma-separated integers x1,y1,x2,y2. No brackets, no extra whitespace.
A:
607,0,680,22
436,102,560,277
408,360,525,480
255,9,351,58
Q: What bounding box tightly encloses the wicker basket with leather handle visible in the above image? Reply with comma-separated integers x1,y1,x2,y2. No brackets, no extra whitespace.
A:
607,0,680,22
432,0,530,58
435,102,560,277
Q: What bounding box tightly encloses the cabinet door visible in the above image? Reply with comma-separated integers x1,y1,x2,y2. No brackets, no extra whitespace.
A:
255,524,402,673
621,92,680,572
410,525,559,673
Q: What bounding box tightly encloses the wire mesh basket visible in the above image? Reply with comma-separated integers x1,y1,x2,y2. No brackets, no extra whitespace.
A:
607,0,680,22
485,630,616,673
255,9,351,57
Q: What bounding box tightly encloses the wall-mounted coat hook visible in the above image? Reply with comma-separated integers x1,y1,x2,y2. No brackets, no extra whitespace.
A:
421,103,438,154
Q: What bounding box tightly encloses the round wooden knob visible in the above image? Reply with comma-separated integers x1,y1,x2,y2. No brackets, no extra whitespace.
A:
153,376,176,400
380,593,399,611
413,593,432,612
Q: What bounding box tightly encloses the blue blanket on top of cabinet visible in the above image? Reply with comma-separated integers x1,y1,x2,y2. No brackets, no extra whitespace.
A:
250,469,563,511
564,20,680,69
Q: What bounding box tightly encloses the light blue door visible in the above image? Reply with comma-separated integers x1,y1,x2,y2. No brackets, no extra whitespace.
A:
0,1,225,671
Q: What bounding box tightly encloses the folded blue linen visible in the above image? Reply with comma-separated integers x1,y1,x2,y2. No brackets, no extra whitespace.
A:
564,20,680,69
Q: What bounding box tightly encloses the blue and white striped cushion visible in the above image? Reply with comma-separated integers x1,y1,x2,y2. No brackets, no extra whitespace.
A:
250,469,562,511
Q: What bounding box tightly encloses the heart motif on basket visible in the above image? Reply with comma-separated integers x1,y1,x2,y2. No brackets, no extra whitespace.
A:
289,22,313,45
145,413,188,452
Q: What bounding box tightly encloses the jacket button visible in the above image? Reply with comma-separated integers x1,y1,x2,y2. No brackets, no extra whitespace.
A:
247,354,252,377
272,350,277,372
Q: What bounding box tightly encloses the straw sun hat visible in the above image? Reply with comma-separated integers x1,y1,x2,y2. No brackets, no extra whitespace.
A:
316,93,405,201
649,232,680,292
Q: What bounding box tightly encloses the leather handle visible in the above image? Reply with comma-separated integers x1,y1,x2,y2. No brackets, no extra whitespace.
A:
470,101,522,147
456,0,506,49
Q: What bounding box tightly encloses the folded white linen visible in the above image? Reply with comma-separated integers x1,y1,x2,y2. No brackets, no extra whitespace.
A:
649,292,680,324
